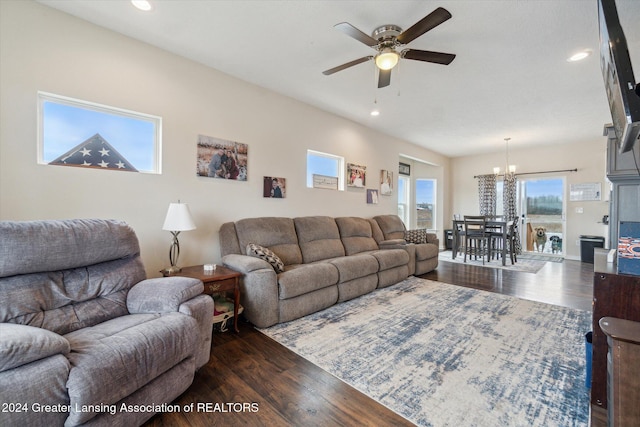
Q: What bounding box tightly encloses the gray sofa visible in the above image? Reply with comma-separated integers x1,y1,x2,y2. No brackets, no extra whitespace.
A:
0,219,214,427
219,215,437,328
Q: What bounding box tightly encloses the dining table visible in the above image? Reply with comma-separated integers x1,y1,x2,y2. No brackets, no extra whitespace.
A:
452,219,513,266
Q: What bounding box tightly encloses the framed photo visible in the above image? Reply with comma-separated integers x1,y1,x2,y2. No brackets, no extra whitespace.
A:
380,170,393,196
197,135,248,181
399,162,411,176
347,163,366,187
367,189,379,204
263,176,286,198
569,182,601,201
313,174,338,190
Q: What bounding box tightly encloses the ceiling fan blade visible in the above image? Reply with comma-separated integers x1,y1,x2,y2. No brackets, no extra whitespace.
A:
378,69,391,88
323,56,373,75
334,22,378,47
397,7,452,45
403,49,456,65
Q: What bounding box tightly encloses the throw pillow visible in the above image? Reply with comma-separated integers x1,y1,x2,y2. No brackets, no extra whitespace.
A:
246,243,285,273
404,229,427,244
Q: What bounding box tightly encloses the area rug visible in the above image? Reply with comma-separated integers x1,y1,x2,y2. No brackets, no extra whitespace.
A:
518,252,564,263
259,277,591,427
438,250,547,273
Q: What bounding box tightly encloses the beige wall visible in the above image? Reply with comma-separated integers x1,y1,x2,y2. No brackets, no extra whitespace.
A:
451,139,610,260
0,1,609,271
0,1,449,275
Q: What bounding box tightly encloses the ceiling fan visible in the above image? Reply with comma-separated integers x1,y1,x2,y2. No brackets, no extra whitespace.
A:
322,7,456,88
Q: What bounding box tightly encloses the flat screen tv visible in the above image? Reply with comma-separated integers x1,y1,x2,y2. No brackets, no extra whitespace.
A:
598,0,640,153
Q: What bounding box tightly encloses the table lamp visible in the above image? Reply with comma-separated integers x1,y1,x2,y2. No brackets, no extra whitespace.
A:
162,202,196,275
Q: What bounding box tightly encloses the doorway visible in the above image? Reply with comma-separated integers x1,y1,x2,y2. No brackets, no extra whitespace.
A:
518,177,566,255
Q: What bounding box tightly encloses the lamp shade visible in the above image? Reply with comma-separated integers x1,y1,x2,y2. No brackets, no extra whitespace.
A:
162,203,196,231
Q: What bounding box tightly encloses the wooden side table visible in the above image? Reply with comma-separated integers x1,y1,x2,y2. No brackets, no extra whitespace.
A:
165,265,242,333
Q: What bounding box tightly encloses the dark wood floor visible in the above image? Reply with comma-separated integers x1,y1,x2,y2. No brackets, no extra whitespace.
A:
144,257,597,427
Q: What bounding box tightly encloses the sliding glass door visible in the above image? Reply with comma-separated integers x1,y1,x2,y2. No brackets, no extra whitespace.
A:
518,177,566,255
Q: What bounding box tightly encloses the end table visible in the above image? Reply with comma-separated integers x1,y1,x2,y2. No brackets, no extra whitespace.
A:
164,265,242,333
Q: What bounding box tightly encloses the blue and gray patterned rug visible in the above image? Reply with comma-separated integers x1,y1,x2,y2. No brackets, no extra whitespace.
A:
259,277,591,427
438,251,548,273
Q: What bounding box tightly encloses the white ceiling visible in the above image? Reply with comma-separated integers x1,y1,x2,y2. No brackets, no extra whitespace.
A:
37,0,640,158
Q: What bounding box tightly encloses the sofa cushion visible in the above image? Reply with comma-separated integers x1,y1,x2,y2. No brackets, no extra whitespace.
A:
246,243,285,273
0,255,146,335
64,312,198,425
371,249,410,270
329,254,378,283
0,219,140,278
335,217,379,255
277,263,339,300
234,217,302,265
294,216,345,263
405,229,427,244
373,215,407,240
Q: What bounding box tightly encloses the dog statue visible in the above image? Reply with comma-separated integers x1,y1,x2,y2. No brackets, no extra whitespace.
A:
531,226,547,252
549,235,562,254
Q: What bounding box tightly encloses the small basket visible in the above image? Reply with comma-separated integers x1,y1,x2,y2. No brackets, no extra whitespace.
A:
212,295,243,332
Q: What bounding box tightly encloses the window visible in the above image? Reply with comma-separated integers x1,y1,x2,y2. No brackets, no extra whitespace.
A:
398,175,410,225
38,92,162,174
416,179,436,230
306,150,344,190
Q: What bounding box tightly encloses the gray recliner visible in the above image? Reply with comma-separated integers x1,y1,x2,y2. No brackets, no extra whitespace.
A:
373,215,439,275
0,219,214,427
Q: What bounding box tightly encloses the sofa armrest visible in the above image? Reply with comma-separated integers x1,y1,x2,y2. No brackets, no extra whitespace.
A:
222,254,279,328
0,323,70,372
426,233,439,247
127,277,203,314
222,253,272,273
378,238,408,249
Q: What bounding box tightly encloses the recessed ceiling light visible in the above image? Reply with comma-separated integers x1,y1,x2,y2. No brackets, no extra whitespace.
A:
131,0,152,11
370,110,380,117
567,49,592,62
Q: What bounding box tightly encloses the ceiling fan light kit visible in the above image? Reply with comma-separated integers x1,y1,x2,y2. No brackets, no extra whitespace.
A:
375,49,399,70
323,7,456,88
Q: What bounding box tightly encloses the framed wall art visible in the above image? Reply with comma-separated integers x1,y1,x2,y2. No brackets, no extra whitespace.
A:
263,176,286,198
313,174,338,190
380,170,393,195
197,135,248,181
347,163,366,187
367,189,379,204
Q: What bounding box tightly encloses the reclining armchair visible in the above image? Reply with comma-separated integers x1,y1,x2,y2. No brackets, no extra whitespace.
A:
373,215,439,275
0,219,214,427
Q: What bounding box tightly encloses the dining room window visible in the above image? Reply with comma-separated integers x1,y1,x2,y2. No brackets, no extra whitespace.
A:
416,179,436,230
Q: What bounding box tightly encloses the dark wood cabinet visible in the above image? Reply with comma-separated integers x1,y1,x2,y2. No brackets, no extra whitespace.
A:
591,271,640,409
599,317,640,426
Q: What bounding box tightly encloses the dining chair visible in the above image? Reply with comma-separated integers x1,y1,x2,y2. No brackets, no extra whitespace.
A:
453,214,465,254
463,215,491,264
506,220,518,264
491,220,518,265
